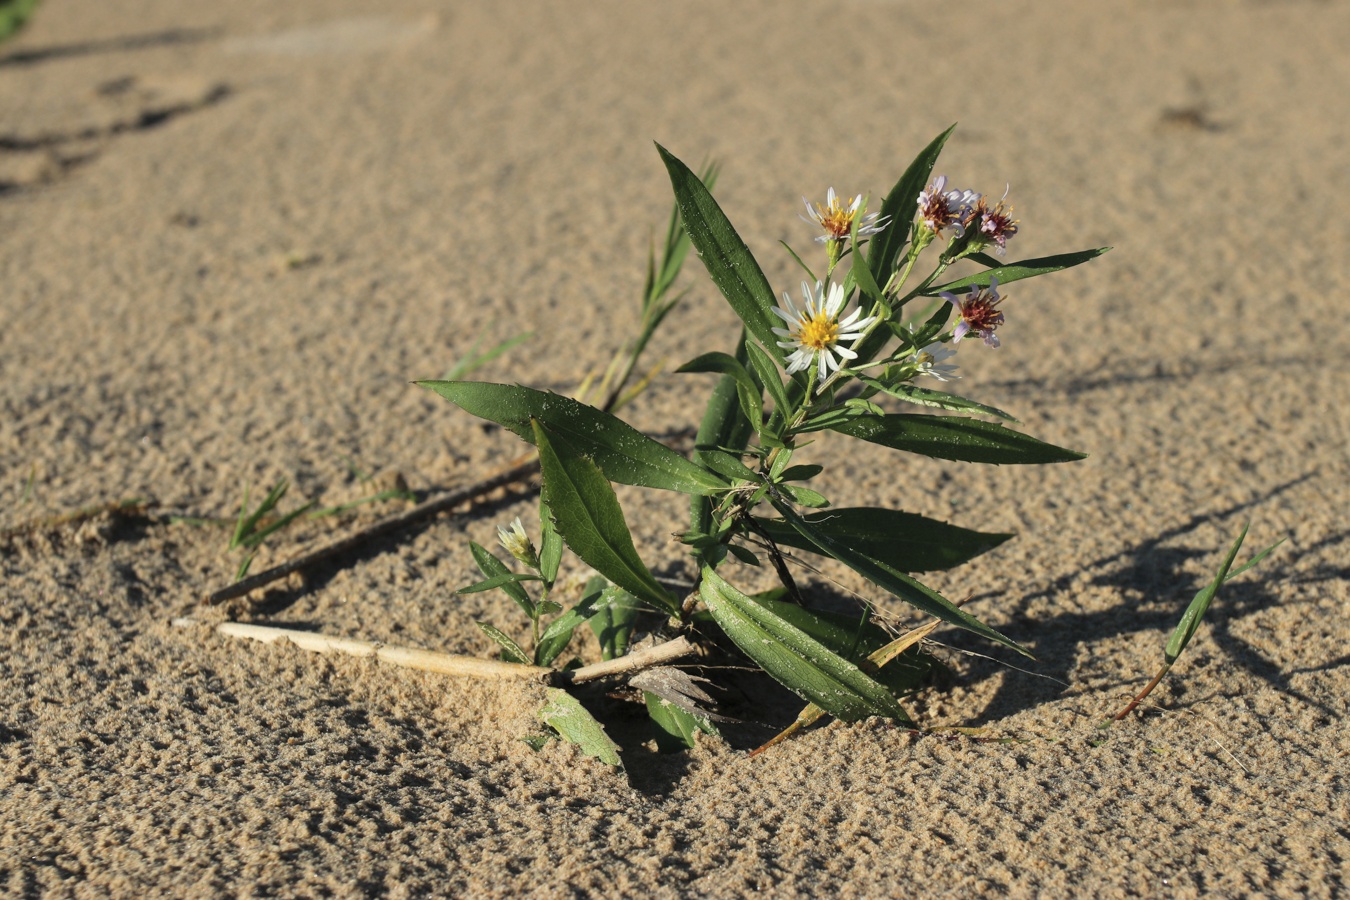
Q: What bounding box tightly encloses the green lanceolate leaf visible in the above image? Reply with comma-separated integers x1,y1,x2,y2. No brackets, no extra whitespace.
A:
538,492,564,588
645,693,717,752
535,582,608,667
900,298,955,350
691,333,757,550
657,144,782,361
748,595,932,704
456,571,544,594
476,622,532,665
697,448,759,482
588,583,642,661
539,688,623,768
867,124,957,291
757,507,1012,572
677,352,763,431
469,541,535,618
726,543,761,566
831,414,1085,465
767,501,1030,657
533,421,679,614
775,463,822,482
779,484,829,508
858,377,1018,422
926,247,1111,295
417,381,727,496
744,340,791,419
845,225,887,306
699,567,908,721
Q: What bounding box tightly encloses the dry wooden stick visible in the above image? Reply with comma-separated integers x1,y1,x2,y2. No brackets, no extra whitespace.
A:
560,636,698,684
203,453,540,606
1,498,153,542
174,618,552,680
174,619,697,686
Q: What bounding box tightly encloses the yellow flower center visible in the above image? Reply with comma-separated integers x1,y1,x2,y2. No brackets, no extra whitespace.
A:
817,203,854,240
797,313,839,351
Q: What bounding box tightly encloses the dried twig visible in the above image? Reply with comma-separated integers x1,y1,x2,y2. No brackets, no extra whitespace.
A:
0,498,153,542
174,619,698,687
174,618,553,681
203,453,540,606
561,636,698,684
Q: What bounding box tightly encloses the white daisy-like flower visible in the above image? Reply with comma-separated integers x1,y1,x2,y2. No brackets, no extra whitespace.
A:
907,342,960,381
772,280,878,381
801,187,889,244
497,517,539,569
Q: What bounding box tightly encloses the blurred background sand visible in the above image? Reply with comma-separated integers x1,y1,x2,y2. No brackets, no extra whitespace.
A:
1,0,1347,895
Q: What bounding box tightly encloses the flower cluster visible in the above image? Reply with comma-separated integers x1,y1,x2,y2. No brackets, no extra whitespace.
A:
917,175,979,237
917,176,1020,257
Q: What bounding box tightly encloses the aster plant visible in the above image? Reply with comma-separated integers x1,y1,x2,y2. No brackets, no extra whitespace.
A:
420,125,1108,759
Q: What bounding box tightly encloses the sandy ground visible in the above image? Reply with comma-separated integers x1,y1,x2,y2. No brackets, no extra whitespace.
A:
2,0,1348,895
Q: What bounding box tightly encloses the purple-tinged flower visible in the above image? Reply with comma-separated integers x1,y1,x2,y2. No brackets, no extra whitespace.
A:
917,175,979,237
963,187,1020,256
773,280,878,380
941,278,1006,348
802,188,889,244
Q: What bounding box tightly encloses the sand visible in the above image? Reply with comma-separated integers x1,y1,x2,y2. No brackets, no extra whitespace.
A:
2,0,1348,895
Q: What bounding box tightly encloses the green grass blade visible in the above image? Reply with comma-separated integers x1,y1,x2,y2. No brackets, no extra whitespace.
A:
238,499,316,550
1164,522,1252,663
442,332,532,381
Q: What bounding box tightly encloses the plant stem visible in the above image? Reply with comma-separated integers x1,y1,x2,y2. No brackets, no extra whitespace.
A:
1112,662,1174,721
